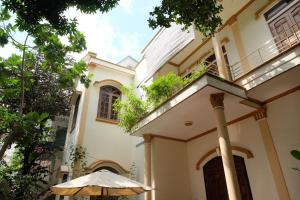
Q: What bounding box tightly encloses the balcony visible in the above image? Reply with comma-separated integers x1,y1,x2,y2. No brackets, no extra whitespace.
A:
131,71,260,140
230,22,300,84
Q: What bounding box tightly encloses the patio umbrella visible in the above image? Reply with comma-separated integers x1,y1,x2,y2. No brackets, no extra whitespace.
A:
51,170,152,196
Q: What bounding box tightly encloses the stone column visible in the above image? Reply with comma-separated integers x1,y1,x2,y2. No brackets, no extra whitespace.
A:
229,17,251,73
143,134,152,200
212,33,230,80
254,109,290,200
210,93,241,200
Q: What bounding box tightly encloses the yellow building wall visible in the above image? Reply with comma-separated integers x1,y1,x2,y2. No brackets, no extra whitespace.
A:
267,90,300,199
151,138,192,200
186,117,278,200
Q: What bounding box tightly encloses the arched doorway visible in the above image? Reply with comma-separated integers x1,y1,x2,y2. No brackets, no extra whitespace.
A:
203,155,253,200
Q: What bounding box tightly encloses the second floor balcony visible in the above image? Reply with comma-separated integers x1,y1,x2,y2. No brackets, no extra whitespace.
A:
132,0,300,139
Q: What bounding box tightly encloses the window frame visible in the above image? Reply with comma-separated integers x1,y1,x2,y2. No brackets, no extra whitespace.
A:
71,95,81,132
97,85,121,123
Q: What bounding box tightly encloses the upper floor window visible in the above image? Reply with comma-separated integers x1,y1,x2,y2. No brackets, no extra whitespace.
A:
71,95,81,131
97,86,121,121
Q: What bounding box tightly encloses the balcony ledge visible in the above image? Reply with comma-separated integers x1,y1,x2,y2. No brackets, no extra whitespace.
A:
131,73,261,140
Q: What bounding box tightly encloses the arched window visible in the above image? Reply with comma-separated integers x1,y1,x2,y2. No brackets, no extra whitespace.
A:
97,85,121,121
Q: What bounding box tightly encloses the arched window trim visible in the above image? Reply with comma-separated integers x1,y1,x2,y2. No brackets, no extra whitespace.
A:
86,160,129,174
196,146,254,170
97,85,121,122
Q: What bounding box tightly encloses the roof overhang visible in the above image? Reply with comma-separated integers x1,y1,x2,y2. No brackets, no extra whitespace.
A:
247,65,300,102
89,57,135,76
131,74,261,141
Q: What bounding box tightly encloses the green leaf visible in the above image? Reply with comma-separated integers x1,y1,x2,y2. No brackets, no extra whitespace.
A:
291,150,300,160
148,0,223,36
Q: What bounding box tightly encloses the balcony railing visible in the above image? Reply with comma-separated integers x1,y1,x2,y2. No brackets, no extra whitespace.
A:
230,22,300,80
183,60,219,79
204,60,219,77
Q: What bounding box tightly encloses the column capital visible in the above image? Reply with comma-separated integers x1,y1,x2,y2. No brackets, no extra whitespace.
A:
210,93,225,108
253,108,267,121
143,134,153,143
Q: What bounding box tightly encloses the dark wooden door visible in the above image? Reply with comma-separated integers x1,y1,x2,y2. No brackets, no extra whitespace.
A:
203,156,253,200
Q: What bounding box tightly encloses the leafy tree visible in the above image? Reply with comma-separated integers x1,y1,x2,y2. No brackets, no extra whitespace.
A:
148,0,223,36
0,0,117,161
0,0,119,42
0,0,224,197
0,0,102,198
0,47,90,198
0,113,61,199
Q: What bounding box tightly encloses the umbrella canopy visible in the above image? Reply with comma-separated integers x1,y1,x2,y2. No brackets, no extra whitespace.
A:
51,170,152,196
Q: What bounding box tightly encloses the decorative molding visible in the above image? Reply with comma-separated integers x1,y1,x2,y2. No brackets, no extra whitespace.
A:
255,0,278,19
218,0,255,31
221,37,230,44
196,146,254,170
210,93,225,108
95,117,119,125
93,79,123,90
168,61,180,67
143,134,153,143
253,108,267,121
264,85,300,104
187,127,217,142
86,160,129,174
152,134,186,143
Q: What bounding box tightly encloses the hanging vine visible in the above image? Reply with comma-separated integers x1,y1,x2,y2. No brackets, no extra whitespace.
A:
69,145,87,174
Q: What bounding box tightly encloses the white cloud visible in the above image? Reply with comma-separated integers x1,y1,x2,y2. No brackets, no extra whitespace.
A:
119,0,134,13
66,8,141,62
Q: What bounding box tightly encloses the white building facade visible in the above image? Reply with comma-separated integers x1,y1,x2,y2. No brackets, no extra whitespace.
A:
59,0,300,200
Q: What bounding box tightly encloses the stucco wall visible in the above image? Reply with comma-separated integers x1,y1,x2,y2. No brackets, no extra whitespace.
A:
237,0,273,57
131,138,145,200
267,90,300,199
186,117,278,200
82,65,135,171
151,138,192,200
63,80,86,166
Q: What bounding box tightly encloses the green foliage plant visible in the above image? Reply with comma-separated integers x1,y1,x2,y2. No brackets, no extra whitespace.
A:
115,65,207,133
291,150,300,160
114,86,149,133
183,63,206,86
0,112,62,199
148,0,223,36
0,1,103,197
142,72,184,107
291,150,300,172
69,145,87,174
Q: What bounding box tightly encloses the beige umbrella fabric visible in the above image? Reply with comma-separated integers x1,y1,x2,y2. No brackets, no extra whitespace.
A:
51,170,152,196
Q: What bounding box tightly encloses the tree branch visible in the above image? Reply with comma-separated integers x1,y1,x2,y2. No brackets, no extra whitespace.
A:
0,34,29,160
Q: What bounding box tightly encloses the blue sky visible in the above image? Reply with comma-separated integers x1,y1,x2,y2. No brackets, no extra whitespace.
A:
0,0,160,63
67,0,161,62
